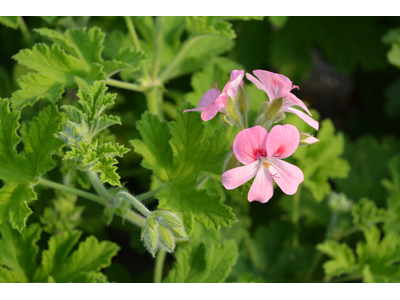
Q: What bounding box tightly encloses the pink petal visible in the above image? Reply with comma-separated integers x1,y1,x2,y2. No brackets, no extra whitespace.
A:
222,161,259,190
198,88,220,109
246,73,267,93
285,107,319,131
230,69,245,82
233,126,268,165
267,124,300,159
301,134,319,145
280,89,312,116
253,70,293,100
183,108,204,113
201,102,220,121
248,167,274,203
221,71,244,102
268,158,304,195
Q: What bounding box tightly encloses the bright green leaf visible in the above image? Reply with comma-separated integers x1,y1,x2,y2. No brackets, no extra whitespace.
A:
164,240,238,283
0,223,41,282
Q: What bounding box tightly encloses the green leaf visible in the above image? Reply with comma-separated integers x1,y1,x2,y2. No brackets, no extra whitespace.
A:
0,184,37,233
0,16,19,29
316,240,356,278
356,226,400,283
164,240,238,283
0,223,41,282
0,98,34,184
268,16,289,28
130,112,172,182
40,191,84,234
24,104,64,177
10,73,65,110
382,155,400,235
132,105,238,234
388,41,400,68
92,157,121,186
34,230,119,283
160,34,234,81
334,135,400,204
157,177,237,235
103,47,146,75
290,117,350,201
13,43,88,87
352,198,388,230
35,27,105,66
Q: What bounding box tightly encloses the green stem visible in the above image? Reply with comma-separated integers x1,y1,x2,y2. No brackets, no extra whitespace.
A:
336,227,359,240
115,191,151,217
146,87,163,118
106,78,145,92
38,177,105,205
122,209,147,227
291,185,302,247
151,16,165,81
18,16,33,45
38,177,146,227
158,36,199,83
136,186,163,202
86,171,114,206
154,249,167,283
124,16,150,82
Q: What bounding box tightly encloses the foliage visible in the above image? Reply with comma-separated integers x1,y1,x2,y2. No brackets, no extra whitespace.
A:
0,15,399,283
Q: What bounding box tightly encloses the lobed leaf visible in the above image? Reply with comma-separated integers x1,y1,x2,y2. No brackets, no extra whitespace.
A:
164,240,238,283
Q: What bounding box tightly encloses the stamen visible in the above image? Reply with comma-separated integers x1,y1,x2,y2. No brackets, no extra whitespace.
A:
263,162,271,170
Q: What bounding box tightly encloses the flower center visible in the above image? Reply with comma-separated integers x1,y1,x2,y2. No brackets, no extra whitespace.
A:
259,157,270,170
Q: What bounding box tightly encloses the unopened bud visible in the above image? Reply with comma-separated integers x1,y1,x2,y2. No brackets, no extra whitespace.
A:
141,216,158,257
169,226,189,241
235,85,248,114
152,210,183,227
300,133,319,146
328,192,352,213
226,96,241,126
158,225,175,252
265,97,282,120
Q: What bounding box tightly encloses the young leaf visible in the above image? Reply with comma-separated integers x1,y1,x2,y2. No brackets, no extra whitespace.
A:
352,198,389,230
316,240,356,278
164,240,238,283
0,223,41,282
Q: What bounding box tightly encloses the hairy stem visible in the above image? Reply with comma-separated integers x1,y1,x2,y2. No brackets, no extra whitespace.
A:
38,177,146,227
151,16,165,81
124,16,150,82
154,249,167,283
106,78,145,92
38,177,105,205
86,170,114,206
115,191,151,218
146,87,163,118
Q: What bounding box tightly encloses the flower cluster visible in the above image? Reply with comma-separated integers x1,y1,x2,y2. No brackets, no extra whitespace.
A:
184,69,319,203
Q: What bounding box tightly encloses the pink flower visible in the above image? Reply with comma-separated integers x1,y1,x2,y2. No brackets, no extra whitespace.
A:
222,125,304,203
246,70,319,130
183,70,244,121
